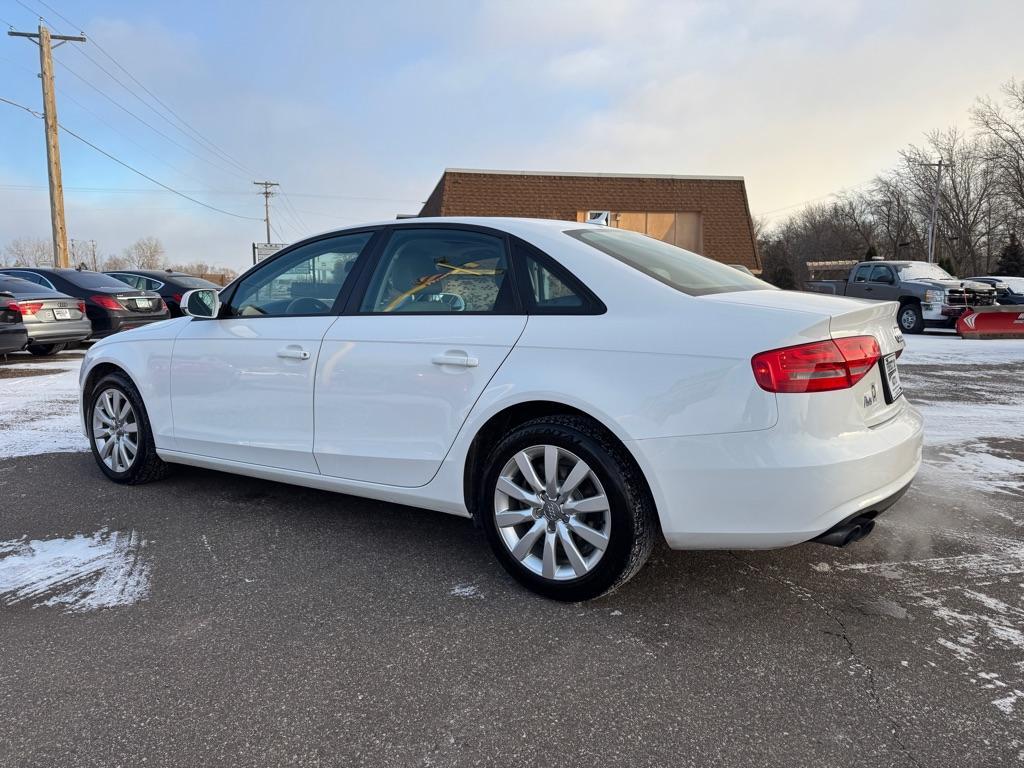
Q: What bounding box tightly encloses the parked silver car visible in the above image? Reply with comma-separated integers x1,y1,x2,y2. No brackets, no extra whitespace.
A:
0,274,92,355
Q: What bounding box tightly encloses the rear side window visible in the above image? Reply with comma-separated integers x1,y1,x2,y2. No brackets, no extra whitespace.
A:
854,266,871,283
5,270,55,290
0,276,58,295
567,228,771,297
511,238,601,314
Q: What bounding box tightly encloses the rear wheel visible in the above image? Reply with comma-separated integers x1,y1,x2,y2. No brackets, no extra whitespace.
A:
478,415,656,601
87,372,170,484
26,342,66,356
897,302,924,334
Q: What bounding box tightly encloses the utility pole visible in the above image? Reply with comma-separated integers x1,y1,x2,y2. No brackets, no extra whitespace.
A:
919,158,946,264
253,181,279,243
8,24,86,268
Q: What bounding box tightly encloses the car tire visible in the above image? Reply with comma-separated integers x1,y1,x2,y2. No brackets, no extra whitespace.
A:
897,302,924,334
87,371,170,485
26,342,66,356
477,415,657,601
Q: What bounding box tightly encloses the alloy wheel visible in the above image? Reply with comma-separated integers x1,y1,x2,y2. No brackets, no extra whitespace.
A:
92,388,139,473
493,444,611,581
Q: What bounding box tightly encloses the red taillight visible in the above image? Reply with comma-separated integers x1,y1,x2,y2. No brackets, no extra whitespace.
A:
171,293,182,305
77,300,86,314
751,335,881,393
90,294,123,311
14,301,43,316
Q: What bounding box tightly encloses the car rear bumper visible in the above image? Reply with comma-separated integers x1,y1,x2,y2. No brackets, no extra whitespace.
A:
0,325,28,353
25,317,92,345
628,401,924,549
89,313,169,338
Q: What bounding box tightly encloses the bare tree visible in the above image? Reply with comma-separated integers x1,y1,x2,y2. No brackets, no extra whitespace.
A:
121,237,166,269
2,237,53,267
972,78,1024,219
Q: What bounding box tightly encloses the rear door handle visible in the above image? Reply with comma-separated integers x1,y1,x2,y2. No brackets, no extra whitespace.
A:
431,351,479,367
277,346,310,360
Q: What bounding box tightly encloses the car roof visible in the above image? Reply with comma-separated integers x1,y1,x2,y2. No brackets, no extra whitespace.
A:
106,269,185,277
297,216,603,243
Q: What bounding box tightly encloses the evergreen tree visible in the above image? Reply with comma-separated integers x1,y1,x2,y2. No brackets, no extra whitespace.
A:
865,244,879,260
995,233,1024,276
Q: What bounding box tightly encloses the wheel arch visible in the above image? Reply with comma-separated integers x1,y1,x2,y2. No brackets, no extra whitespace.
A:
461,399,659,528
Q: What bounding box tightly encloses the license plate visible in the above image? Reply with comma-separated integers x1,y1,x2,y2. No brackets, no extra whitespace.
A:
135,299,152,309
53,308,71,320
881,353,903,402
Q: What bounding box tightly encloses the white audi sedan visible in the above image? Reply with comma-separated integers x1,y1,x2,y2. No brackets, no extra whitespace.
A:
80,218,923,600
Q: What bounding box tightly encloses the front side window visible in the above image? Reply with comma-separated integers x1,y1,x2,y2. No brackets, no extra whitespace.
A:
230,232,373,317
567,228,771,297
360,229,512,314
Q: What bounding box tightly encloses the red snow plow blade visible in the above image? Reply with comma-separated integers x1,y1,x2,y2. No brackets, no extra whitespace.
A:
957,306,1024,339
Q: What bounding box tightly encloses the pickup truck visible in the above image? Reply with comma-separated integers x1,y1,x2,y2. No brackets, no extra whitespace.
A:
805,260,998,333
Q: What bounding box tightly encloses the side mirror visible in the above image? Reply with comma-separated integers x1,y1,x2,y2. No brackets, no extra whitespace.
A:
180,288,221,319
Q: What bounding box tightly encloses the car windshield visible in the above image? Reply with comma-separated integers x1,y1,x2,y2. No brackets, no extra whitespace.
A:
897,263,954,281
69,272,138,290
566,228,771,297
174,276,219,289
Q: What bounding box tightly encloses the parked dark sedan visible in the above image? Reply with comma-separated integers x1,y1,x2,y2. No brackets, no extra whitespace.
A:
105,269,221,317
0,268,170,338
0,274,92,354
0,292,28,355
966,276,1024,305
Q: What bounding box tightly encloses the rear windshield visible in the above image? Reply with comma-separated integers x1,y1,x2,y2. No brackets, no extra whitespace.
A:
69,272,140,290
174,275,219,289
566,228,772,297
999,276,1024,294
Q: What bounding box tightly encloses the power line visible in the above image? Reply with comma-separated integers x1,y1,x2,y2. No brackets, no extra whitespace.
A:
0,183,424,203
0,94,261,221
753,179,876,218
21,0,256,177
48,53,250,182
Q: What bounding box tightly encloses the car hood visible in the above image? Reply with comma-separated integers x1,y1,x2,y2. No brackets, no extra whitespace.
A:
910,278,994,291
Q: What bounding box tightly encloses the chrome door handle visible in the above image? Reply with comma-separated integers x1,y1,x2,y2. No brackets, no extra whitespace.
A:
277,347,310,360
431,352,479,367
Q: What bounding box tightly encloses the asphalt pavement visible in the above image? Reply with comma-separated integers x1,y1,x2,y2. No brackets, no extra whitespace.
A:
1,355,1022,767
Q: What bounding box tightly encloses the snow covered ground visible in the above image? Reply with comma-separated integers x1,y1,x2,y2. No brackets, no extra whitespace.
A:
0,352,87,460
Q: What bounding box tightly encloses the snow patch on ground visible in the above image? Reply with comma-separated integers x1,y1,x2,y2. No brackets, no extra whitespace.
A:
0,528,150,611
900,334,1024,366
449,583,482,599
0,355,87,459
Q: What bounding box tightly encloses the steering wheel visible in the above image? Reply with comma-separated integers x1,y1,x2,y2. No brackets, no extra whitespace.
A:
285,296,331,314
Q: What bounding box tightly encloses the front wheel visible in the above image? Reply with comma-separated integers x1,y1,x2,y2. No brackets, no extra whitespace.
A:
87,372,170,484
478,416,656,601
898,303,924,334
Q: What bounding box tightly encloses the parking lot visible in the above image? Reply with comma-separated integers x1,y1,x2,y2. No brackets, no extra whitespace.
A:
1,335,1023,767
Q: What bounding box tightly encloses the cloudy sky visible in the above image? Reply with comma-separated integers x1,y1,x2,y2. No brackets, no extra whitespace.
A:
1,0,1021,271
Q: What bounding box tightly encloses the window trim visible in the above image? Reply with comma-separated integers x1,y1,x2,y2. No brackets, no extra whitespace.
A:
510,236,606,316
343,224,524,317
217,228,385,320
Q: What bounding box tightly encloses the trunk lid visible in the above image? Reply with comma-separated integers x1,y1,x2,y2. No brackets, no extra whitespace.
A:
701,289,906,427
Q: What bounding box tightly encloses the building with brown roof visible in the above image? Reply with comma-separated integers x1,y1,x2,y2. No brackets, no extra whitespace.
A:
418,168,760,271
